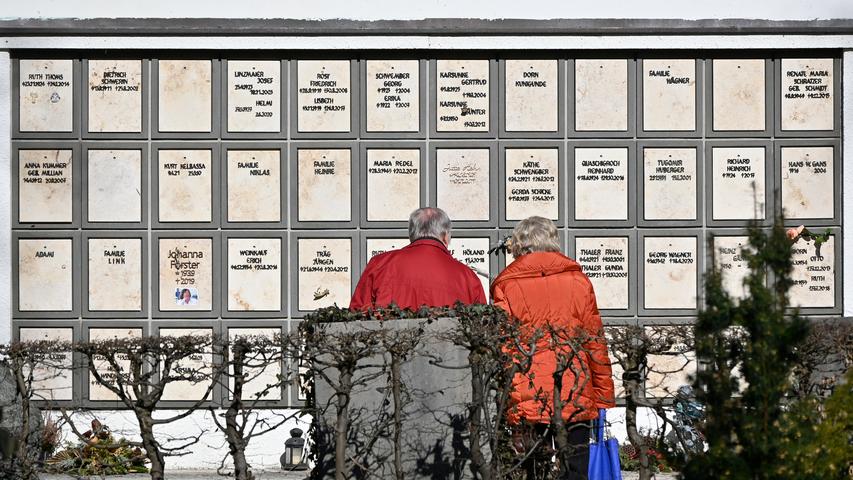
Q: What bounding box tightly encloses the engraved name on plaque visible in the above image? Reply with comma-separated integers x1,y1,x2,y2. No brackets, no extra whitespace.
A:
297,60,351,132
643,147,697,220
790,236,835,308
366,238,409,261
713,236,750,300
19,59,74,132
448,237,491,301
366,60,419,132
436,60,490,132
574,148,628,220
297,238,352,311
18,239,73,311
575,59,628,131
712,59,765,131
88,238,142,311
227,60,281,132
644,237,697,310
158,149,213,223
227,237,282,311
505,148,559,221
161,328,213,401
436,148,490,221
711,147,765,220
227,150,281,222
89,328,142,401
781,146,834,219
575,237,630,310
88,60,143,133
159,238,213,311
87,149,142,223
297,149,351,222
642,59,696,131
229,328,281,400
781,59,834,131
504,60,558,132
158,60,212,132
19,149,73,223
366,149,420,222
19,327,74,401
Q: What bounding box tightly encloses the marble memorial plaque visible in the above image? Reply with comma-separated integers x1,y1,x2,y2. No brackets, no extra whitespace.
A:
575,237,630,310
19,59,74,132
574,59,628,131
88,60,143,133
161,328,213,401
448,237,491,301
297,60,351,132
227,60,281,132
158,60,212,132
711,147,765,220
89,327,142,401
646,333,696,397
642,59,696,131
643,237,697,310
18,149,73,223
229,328,281,400
18,239,73,311
227,150,281,222
435,60,490,132
366,149,420,222
158,149,213,223
435,148,490,221
158,238,213,311
790,236,835,308
87,149,142,223
505,148,559,221
781,59,834,131
712,59,766,131
781,146,834,219
504,60,559,132
366,60,419,132
713,236,750,300
366,238,409,261
574,148,628,220
88,237,142,311
227,237,282,311
297,238,352,310
297,149,351,222
643,147,697,220
19,327,74,401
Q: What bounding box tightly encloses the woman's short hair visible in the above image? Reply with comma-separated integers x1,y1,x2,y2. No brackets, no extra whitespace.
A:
510,216,561,258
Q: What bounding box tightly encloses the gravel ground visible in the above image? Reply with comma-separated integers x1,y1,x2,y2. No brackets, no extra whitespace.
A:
42,471,676,479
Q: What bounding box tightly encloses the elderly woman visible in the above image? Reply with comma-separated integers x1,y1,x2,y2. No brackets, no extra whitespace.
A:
491,216,615,477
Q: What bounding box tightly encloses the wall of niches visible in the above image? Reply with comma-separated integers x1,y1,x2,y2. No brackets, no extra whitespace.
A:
9,53,843,406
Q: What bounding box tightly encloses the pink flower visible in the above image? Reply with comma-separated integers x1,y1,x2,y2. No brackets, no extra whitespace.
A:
786,225,805,241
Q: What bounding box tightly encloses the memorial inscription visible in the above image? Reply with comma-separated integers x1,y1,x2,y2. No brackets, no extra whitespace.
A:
448,237,491,301
790,236,835,308
227,60,281,133
160,327,213,401
227,149,281,223
644,236,697,310
436,148,490,221
88,327,141,401
505,148,559,221
19,149,73,223
713,235,750,300
575,237,630,310
297,238,352,311
780,146,834,220
297,60,351,132
366,149,420,222
18,59,74,132
781,59,834,131
19,327,74,401
88,237,142,311
574,148,628,220
643,147,697,220
227,237,282,312
18,238,73,311
504,60,558,132
366,238,409,260
158,149,213,223
711,147,765,220
435,60,490,132
366,60,419,132
297,149,352,222
87,60,142,133
642,59,696,131
158,238,214,311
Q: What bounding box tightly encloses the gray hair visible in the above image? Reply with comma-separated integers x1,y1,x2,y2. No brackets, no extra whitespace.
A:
408,207,452,242
510,216,561,257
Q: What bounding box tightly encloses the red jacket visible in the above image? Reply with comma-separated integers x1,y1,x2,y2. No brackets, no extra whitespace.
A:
350,238,487,310
491,251,615,424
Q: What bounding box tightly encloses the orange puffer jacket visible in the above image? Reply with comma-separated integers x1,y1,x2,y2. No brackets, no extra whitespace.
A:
491,251,616,424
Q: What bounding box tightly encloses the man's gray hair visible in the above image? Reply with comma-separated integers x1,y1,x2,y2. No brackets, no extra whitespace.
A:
510,216,561,257
408,207,452,242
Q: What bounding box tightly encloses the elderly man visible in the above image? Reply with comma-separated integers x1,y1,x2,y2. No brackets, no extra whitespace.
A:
350,207,486,310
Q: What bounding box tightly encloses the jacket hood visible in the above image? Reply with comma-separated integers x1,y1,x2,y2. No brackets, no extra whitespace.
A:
492,251,582,288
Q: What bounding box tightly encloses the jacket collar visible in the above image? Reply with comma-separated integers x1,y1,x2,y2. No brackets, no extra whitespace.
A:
408,237,450,253
493,251,581,285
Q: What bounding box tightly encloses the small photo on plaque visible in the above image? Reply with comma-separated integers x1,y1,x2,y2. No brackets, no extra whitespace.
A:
574,148,629,220
435,60,491,133
87,149,143,224
366,148,421,222
780,59,834,131
297,238,352,311
296,60,351,133
643,236,698,310
18,238,74,312
227,60,281,133
574,59,628,131
297,148,352,222
780,146,834,220
226,149,282,223
504,147,559,221
435,148,491,222
642,59,696,132
157,149,213,223
711,147,766,221
18,149,74,224
87,60,143,133
712,59,766,131
365,60,420,133
157,60,213,133
18,59,75,133
158,238,214,312
227,237,282,312
574,237,630,310
87,237,143,311
504,60,559,132
643,147,697,221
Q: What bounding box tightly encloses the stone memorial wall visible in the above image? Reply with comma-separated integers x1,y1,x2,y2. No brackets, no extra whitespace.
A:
10,54,842,405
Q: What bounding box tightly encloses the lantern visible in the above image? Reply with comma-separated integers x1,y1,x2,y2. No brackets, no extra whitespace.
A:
280,427,308,470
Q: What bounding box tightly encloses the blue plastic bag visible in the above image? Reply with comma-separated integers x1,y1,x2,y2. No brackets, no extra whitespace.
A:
589,409,622,480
